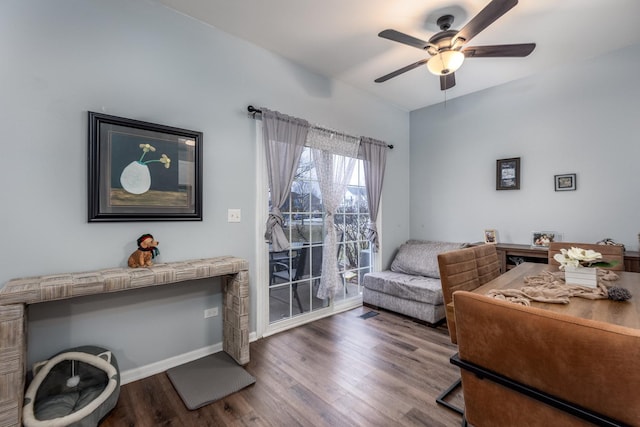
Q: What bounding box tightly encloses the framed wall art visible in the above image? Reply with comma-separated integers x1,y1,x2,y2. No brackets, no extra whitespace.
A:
88,112,203,222
555,173,576,191
496,157,520,190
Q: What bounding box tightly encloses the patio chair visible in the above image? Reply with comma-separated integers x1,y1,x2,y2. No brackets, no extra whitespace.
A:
272,244,323,313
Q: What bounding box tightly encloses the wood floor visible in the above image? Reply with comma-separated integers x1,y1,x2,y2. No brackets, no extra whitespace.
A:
101,306,465,427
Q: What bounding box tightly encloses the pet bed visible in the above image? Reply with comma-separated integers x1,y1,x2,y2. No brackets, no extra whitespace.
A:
22,345,120,427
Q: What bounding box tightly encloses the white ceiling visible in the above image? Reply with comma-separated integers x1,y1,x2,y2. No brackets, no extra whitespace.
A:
155,0,640,112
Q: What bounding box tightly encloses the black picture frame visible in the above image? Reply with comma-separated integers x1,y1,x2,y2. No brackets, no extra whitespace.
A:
88,112,202,222
496,157,520,190
554,173,576,191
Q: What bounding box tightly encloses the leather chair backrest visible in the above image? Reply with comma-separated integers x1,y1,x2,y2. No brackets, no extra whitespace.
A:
454,291,640,426
474,244,501,285
438,245,501,344
548,242,625,271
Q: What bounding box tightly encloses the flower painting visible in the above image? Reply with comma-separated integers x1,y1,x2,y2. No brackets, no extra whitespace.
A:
118,144,172,196
109,135,179,206
88,112,202,221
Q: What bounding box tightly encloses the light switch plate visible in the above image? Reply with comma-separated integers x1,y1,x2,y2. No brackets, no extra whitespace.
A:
228,208,241,223
204,307,219,318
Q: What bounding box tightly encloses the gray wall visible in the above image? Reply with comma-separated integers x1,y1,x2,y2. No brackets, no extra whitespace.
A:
410,44,640,250
0,0,410,370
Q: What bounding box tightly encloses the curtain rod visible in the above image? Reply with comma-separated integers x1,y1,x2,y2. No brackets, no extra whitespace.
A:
247,105,394,149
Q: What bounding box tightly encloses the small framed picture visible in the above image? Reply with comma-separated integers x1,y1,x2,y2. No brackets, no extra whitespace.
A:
496,157,520,190
531,231,559,248
484,229,497,244
555,173,576,191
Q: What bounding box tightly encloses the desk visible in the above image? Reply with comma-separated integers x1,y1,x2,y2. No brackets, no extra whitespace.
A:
480,242,640,273
456,262,640,329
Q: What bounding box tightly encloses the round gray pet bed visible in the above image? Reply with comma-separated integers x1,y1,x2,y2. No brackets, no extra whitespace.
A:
23,345,120,427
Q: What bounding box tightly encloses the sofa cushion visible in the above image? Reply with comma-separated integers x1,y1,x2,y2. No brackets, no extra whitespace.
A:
390,241,467,279
363,287,445,324
363,271,444,305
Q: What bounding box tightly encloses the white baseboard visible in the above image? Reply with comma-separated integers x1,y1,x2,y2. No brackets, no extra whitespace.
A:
120,331,258,385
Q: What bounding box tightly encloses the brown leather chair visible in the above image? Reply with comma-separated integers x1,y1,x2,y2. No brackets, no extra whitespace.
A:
474,244,502,285
453,291,640,426
435,244,501,414
438,244,501,344
548,242,624,271
438,246,479,346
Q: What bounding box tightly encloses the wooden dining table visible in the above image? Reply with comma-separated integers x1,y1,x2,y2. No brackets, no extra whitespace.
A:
459,262,640,329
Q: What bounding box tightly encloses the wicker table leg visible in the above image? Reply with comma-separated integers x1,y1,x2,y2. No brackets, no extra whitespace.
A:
223,270,250,365
0,304,25,427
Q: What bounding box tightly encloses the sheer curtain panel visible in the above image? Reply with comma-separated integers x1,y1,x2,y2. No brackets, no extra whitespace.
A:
262,109,310,251
360,137,387,252
308,128,360,299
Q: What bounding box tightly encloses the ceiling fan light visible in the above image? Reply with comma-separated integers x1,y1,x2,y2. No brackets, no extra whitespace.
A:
427,50,465,76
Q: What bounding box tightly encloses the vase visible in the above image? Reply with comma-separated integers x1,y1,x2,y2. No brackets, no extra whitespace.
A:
564,266,598,288
120,161,151,194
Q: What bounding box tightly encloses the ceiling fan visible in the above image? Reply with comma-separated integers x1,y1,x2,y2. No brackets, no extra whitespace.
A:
375,0,535,90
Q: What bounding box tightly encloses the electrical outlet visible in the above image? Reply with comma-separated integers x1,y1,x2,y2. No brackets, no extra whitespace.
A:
227,208,241,223
204,307,219,318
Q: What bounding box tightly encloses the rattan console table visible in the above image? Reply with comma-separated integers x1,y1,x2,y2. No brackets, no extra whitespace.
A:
0,256,249,427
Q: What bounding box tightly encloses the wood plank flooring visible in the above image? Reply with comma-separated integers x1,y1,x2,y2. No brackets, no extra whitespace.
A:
101,306,464,427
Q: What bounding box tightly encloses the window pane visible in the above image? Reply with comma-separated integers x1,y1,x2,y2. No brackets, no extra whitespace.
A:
296,148,313,179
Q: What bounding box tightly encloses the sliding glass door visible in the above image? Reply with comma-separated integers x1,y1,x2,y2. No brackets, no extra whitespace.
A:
267,147,372,324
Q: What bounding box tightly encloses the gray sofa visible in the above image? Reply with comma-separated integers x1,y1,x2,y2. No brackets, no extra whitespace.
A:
363,240,467,324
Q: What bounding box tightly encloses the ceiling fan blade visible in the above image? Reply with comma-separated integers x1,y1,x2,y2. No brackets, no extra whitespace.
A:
440,73,456,91
463,43,535,57
375,59,429,83
455,0,518,45
378,29,431,50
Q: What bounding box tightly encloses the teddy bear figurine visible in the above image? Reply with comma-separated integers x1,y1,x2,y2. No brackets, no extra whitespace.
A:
127,234,160,268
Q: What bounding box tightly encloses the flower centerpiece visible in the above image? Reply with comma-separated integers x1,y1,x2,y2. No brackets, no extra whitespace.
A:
553,247,619,288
